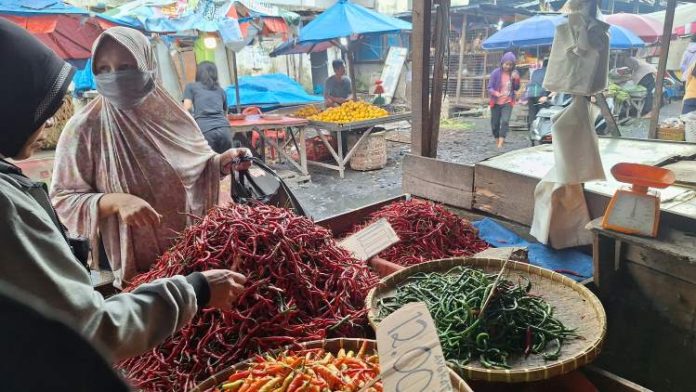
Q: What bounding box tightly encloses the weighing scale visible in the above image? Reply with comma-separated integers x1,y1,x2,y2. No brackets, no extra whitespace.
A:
601,163,675,237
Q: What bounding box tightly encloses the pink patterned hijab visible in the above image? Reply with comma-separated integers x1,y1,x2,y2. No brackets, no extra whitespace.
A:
51,27,221,287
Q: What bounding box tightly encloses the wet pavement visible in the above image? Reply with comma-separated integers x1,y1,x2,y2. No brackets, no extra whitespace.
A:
288,118,530,220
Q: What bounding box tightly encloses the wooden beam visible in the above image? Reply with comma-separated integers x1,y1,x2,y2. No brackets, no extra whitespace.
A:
410,0,432,157
454,15,468,104
428,0,450,157
648,0,677,139
402,154,474,209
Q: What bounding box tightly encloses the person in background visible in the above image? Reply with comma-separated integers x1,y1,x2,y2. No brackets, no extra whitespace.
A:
488,52,521,149
0,18,246,364
680,34,696,80
624,56,657,116
51,27,251,288
526,58,550,131
683,62,696,114
183,61,239,153
324,59,352,107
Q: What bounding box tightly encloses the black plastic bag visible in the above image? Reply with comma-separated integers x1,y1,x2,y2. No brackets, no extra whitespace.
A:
230,157,306,216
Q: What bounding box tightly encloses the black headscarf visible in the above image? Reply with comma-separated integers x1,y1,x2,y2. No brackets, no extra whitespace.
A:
0,18,75,158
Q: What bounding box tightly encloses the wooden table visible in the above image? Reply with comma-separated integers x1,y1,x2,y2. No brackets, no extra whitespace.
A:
307,113,412,178
588,218,696,331
228,116,310,179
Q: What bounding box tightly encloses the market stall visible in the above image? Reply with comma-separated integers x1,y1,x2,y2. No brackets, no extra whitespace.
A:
228,114,310,180
306,113,411,178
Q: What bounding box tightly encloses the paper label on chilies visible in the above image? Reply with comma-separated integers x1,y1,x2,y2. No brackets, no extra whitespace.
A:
338,218,399,261
376,302,455,392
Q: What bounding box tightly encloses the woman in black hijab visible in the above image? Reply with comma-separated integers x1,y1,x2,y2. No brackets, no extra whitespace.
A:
0,18,246,367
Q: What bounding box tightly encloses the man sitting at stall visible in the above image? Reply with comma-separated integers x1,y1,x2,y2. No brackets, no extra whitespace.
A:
324,59,353,107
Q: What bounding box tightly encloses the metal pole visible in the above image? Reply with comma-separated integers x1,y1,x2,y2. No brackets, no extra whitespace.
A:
231,51,241,113
648,0,677,139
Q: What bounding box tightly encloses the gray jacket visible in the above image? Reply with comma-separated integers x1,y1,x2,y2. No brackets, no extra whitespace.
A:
0,170,198,362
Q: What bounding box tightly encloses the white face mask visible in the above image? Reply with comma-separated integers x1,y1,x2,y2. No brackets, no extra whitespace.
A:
95,69,155,109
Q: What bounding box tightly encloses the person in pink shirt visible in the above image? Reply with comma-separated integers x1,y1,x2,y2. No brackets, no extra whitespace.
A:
488,52,521,148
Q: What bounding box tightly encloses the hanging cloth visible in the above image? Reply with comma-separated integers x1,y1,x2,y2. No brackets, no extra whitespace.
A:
531,8,608,249
543,13,610,96
530,97,606,248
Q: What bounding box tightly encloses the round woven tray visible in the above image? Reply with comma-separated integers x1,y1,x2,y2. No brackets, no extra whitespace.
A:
365,257,607,383
191,338,473,392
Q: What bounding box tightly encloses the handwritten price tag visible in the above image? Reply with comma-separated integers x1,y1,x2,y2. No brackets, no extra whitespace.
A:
376,302,455,392
339,218,399,261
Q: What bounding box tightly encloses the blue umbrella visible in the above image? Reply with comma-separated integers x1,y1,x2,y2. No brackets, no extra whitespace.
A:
298,0,411,44
609,24,645,49
483,14,645,50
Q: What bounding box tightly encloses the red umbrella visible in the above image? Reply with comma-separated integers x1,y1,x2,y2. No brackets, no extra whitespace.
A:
605,13,663,43
2,14,103,60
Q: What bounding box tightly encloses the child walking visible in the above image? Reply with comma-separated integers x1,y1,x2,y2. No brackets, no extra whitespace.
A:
488,52,520,148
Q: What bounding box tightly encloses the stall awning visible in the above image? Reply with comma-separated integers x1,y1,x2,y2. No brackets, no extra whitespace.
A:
297,0,411,44
0,1,101,61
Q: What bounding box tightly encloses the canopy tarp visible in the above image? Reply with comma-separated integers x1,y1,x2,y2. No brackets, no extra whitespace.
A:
604,13,663,43
270,39,334,57
0,1,102,61
297,0,411,44
0,0,88,16
482,14,645,50
225,73,323,110
646,3,696,36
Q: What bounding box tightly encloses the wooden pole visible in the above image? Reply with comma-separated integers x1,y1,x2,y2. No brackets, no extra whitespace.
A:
231,51,242,113
454,14,468,104
429,0,450,157
648,0,677,139
411,0,432,157
347,46,358,99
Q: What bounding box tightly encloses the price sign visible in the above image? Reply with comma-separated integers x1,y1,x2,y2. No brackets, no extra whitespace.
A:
376,302,455,392
339,218,399,261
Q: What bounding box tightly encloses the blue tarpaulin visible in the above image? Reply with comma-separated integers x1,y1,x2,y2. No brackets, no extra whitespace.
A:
72,58,95,95
473,218,593,281
297,0,411,44
482,14,645,50
225,73,323,111
0,0,88,15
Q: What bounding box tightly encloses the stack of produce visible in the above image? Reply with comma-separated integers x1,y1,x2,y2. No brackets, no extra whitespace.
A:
292,105,321,118
377,266,578,370
119,204,378,391
308,101,388,123
214,343,381,392
356,200,489,266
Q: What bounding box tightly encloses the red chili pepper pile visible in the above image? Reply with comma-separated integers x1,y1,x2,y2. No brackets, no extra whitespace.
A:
359,199,489,266
118,204,378,391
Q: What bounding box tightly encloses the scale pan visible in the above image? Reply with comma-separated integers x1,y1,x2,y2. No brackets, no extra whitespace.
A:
611,163,675,189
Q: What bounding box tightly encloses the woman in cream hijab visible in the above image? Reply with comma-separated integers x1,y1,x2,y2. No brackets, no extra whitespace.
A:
51,27,250,287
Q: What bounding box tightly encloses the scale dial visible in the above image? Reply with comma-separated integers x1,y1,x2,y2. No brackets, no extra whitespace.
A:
603,190,660,237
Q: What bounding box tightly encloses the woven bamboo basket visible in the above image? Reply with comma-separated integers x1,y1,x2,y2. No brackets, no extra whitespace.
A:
348,131,387,171
365,257,607,383
657,125,685,141
191,338,473,392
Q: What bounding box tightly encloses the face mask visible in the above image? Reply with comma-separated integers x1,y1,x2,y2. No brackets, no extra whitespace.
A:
95,69,155,109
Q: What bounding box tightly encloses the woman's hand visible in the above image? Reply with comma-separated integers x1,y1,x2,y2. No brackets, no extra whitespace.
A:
99,193,162,227
220,148,253,175
200,270,247,310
